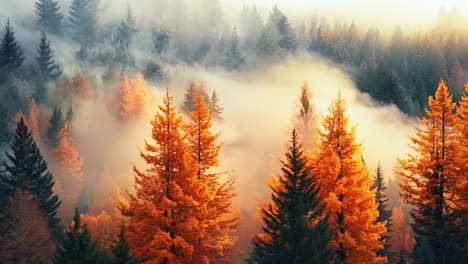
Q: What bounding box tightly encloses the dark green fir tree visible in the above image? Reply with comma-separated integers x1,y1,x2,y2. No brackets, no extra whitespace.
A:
34,0,63,35
53,208,99,264
248,130,332,264
111,223,137,264
1,118,61,235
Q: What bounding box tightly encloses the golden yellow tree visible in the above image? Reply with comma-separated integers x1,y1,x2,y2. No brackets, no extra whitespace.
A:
116,73,148,120
132,72,148,116
116,75,134,120
187,93,238,261
456,83,468,207
81,211,117,253
53,123,84,221
398,80,466,263
124,91,203,263
311,94,386,263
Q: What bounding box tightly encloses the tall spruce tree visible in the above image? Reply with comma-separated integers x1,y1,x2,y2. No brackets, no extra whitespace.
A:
267,6,297,52
224,27,244,70
0,19,24,73
116,6,136,49
34,0,63,35
209,90,223,120
46,106,65,147
1,118,61,235
249,130,332,264
111,223,137,264
53,208,99,264
36,31,61,80
68,0,96,43
372,162,393,261
398,80,466,263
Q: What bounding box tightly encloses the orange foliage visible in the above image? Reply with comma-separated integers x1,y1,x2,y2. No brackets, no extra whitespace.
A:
456,83,468,207
81,211,119,252
115,73,148,120
72,72,95,99
398,80,465,261
311,94,386,263
125,91,203,263
27,98,40,141
389,206,405,253
53,124,84,220
187,94,238,261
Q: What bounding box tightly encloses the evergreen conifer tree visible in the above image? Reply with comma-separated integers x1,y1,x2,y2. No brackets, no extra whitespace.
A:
372,163,393,261
36,31,61,80
249,130,332,264
111,223,137,264
53,208,99,264
46,106,65,147
0,19,24,73
1,118,61,235
68,0,96,43
34,0,63,35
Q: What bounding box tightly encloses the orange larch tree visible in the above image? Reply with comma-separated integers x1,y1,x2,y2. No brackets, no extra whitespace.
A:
132,72,148,117
72,72,95,99
311,94,386,263
53,123,84,221
398,80,466,263
456,83,468,208
116,75,134,120
80,211,117,253
187,93,238,261
124,91,204,263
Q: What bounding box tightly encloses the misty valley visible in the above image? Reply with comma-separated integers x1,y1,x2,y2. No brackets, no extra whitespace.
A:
0,0,467,264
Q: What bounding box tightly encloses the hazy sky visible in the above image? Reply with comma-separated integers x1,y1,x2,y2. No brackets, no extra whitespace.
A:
225,0,468,30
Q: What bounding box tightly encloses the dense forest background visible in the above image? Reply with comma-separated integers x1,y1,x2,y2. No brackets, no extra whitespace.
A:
0,0,467,263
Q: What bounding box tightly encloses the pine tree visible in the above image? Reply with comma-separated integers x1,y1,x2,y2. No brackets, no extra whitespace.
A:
112,223,137,264
68,0,96,43
34,0,63,35
53,124,84,222
117,6,136,49
256,25,279,59
249,130,332,264
1,118,62,235
294,82,319,148
311,94,386,263
71,71,95,99
115,75,133,120
372,163,393,261
267,6,297,52
183,81,209,113
456,83,468,201
187,93,238,261
124,91,202,263
46,105,65,147
131,72,148,117
54,208,99,264
224,27,244,70
398,80,466,263
209,90,223,120
0,19,24,73
36,31,61,80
